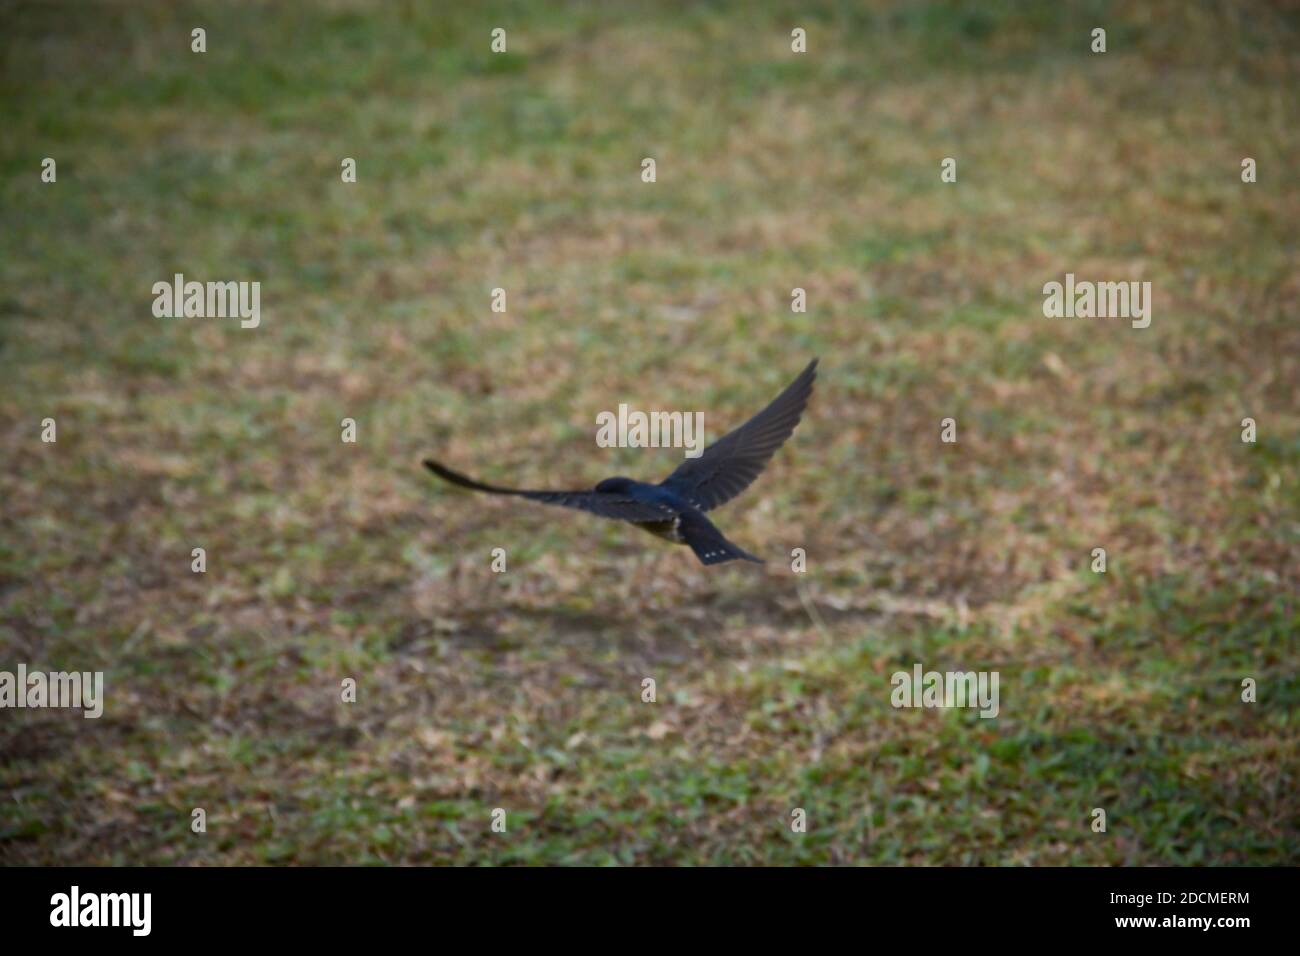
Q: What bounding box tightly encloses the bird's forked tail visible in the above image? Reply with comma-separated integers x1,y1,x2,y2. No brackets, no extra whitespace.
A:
678,510,763,565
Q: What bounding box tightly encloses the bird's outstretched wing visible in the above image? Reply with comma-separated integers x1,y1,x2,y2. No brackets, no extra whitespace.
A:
424,459,674,523
658,358,817,512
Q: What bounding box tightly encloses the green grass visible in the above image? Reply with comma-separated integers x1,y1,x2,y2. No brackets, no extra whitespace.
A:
0,0,1297,864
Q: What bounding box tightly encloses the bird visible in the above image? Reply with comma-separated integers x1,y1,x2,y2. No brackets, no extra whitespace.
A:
424,358,817,566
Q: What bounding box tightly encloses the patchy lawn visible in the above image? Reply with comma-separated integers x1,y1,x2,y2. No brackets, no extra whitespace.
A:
1,0,1296,864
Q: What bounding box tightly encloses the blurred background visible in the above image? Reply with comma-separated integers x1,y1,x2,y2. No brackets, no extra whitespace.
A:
1,1,1296,864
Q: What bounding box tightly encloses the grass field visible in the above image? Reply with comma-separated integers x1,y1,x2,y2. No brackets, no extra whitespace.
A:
1,0,1297,865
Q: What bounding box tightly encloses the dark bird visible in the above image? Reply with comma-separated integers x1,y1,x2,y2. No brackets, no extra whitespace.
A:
424,359,817,565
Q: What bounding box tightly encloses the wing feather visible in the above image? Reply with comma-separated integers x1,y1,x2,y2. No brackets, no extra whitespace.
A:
659,359,816,512
424,459,673,522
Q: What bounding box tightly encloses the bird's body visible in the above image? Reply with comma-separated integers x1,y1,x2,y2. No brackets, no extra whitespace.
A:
594,477,689,542
635,514,686,544
425,359,817,565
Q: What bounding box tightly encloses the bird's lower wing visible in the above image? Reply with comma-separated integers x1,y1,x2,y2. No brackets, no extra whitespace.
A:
424,459,672,522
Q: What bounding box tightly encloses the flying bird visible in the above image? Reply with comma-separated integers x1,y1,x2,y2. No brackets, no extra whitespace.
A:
424,358,817,565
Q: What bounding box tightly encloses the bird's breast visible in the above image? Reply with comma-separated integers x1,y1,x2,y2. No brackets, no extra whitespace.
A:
635,515,686,544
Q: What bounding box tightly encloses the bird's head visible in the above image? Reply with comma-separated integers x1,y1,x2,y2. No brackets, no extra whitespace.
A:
595,476,636,494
